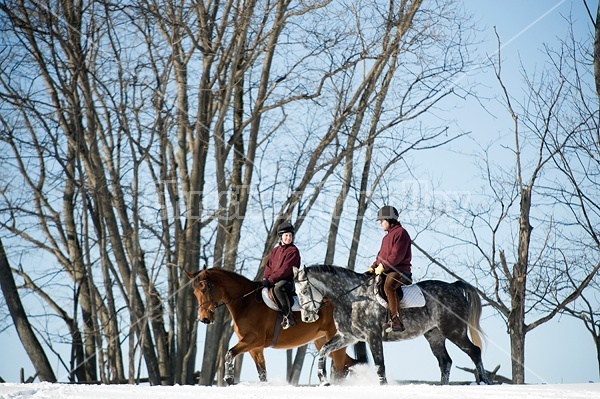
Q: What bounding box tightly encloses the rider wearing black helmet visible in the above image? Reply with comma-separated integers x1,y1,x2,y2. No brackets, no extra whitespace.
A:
262,221,301,329
366,206,413,332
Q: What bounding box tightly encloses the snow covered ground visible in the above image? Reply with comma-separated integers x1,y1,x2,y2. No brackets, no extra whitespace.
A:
1,367,598,399
1,381,599,399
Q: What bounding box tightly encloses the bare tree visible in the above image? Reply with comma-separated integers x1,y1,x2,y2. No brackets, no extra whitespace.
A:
586,0,600,105
413,20,599,384
0,237,56,382
538,1,600,378
562,284,600,378
0,0,481,386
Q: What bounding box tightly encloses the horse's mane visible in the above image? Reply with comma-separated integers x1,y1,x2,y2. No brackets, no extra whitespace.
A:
305,264,362,279
196,267,258,290
206,267,254,281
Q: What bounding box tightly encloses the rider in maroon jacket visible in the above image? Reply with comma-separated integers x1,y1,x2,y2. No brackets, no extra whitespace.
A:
262,221,301,329
366,206,413,332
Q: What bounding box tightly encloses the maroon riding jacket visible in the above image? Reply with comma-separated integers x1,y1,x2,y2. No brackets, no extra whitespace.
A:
371,223,412,274
263,243,301,284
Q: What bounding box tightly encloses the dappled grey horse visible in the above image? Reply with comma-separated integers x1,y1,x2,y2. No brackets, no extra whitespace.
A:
293,264,490,385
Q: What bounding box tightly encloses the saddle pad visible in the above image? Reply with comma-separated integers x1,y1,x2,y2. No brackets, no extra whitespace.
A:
261,288,301,312
375,284,426,309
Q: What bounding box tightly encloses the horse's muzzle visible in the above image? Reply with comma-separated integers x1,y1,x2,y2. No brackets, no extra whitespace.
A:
199,317,212,325
302,312,319,323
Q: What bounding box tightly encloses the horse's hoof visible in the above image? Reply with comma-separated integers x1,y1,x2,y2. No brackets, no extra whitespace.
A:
320,381,330,387
224,376,235,386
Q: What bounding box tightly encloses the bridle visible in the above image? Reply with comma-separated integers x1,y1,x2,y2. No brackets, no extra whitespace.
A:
295,270,326,320
192,274,263,319
193,278,221,318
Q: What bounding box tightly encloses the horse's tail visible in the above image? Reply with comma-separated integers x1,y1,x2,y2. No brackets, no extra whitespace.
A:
453,280,486,350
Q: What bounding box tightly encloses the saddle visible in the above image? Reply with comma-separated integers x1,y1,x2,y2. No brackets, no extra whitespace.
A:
374,275,426,309
257,287,300,346
260,287,301,312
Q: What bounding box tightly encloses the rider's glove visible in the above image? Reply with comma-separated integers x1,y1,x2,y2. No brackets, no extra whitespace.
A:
364,267,375,275
375,263,385,275
261,278,272,288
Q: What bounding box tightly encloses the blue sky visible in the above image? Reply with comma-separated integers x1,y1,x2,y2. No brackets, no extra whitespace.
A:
382,0,599,384
1,0,598,385
249,1,599,386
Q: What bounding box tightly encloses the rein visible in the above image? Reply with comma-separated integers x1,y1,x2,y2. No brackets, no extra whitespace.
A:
299,270,414,318
299,270,375,314
194,278,262,311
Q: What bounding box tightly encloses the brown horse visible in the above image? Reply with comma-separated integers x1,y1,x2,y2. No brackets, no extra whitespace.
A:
187,266,356,385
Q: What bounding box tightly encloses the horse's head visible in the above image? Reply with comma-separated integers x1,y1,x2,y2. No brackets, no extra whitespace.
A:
187,268,222,324
293,267,323,323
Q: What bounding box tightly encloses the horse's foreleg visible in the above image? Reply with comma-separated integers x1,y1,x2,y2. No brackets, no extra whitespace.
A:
367,337,387,385
223,338,261,385
315,337,344,384
312,336,329,384
329,349,355,382
317,356,327,385
248,349,267,382
224,350,237,385
317,334,350,386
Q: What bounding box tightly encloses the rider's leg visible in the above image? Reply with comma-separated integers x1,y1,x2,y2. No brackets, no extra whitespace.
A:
274,280,296,328
384,272,404,332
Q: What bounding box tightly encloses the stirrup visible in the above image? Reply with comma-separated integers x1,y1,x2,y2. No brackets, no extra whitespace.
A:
385,315,405,333
281,313,296,329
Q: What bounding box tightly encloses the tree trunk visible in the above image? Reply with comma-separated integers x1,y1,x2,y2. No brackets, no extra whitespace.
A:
289,345,308,385
0,237,57,383
348,138,375,271
508,294,526,384
596,334,600,380
199,308,230,385
63,148,98,382
324,142,355,265
509,185,532,384
593,1,600,107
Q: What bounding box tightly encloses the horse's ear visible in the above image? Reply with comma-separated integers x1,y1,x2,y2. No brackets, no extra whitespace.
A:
293,266,299,278
202,263,207,271
186,271,195,280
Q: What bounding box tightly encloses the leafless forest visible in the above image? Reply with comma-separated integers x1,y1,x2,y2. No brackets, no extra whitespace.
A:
0,0,598,386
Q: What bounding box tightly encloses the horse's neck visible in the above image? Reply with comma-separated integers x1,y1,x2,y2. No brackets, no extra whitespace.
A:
314,277,341,295
217,280,255,318
214,273,253,302
317,275,367,297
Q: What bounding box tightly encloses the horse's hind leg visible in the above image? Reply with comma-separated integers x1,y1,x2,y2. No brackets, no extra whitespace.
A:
424,328,452,385
248,349,267,382
447,331,489,384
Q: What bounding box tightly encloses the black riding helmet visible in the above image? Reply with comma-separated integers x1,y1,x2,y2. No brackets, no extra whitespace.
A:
377,205,399,221
277,221,295,236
